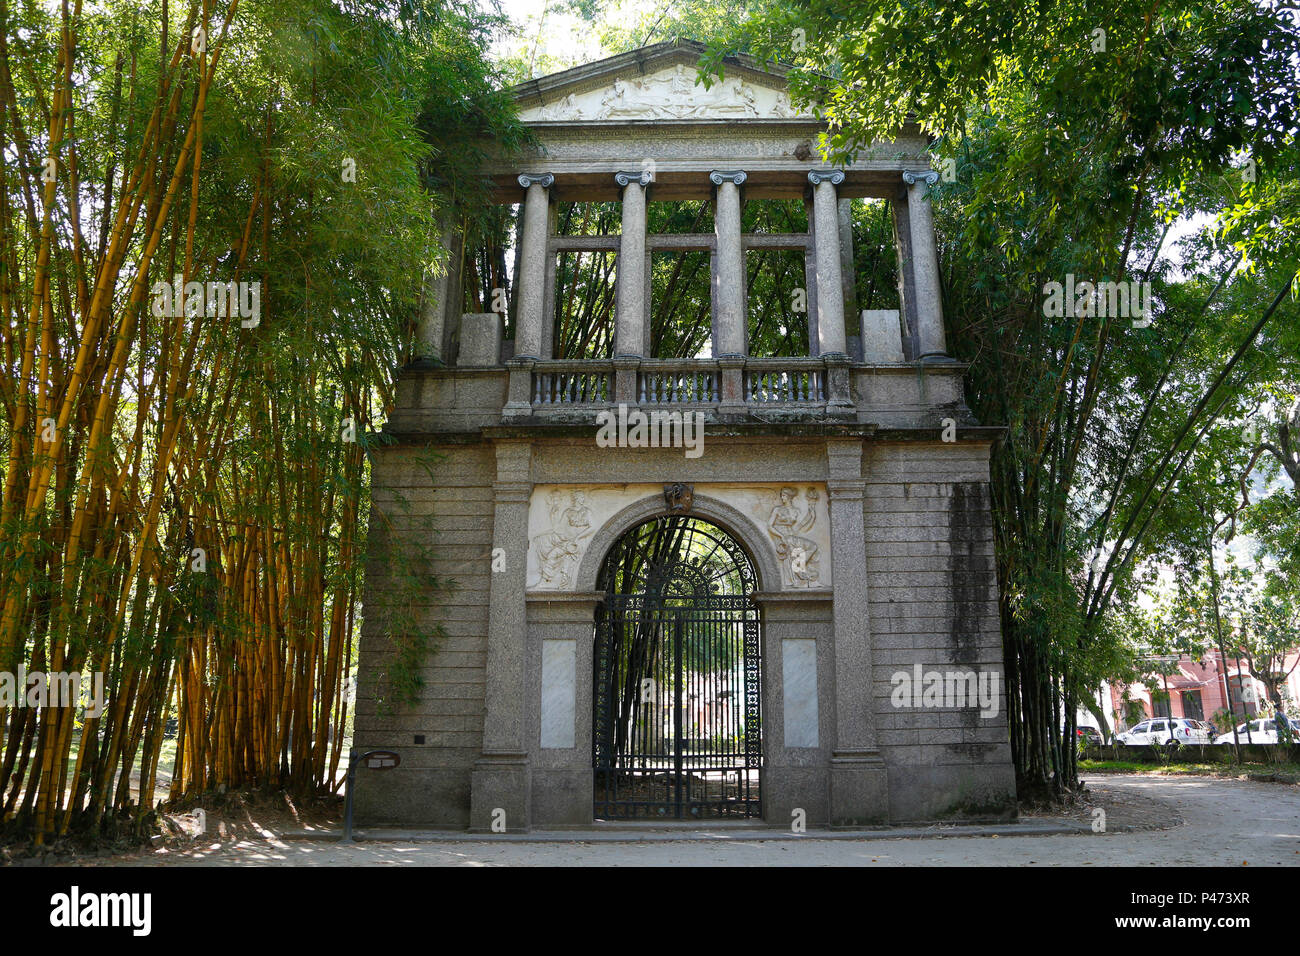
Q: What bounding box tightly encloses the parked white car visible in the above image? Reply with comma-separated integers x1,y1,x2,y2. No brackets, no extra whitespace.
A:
1115,717,1213,746
1212,717,1300,745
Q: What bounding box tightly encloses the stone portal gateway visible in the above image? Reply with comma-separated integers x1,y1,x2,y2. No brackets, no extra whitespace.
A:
354,40,1019,830
593,515,763,820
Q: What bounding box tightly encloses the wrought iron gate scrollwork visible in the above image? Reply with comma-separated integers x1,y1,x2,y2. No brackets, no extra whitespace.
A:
593,516,762,820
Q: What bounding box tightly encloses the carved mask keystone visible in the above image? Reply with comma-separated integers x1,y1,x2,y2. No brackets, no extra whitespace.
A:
664,483,694,513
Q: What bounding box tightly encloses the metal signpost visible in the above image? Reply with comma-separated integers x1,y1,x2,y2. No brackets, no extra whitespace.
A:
341,749,401,842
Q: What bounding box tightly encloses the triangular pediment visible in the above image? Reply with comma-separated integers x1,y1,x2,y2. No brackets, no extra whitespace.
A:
512,41,817,123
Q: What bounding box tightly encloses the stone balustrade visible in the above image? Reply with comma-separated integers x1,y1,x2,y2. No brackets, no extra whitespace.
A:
637,360,720,404
744,358,826,404
531,361,613,406
502,355,862,423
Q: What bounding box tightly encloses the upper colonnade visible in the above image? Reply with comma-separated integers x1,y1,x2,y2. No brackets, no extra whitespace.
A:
407,41,957,426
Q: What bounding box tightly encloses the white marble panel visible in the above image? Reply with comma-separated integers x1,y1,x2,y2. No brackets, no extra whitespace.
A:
540,640,576,749
782,639,819,748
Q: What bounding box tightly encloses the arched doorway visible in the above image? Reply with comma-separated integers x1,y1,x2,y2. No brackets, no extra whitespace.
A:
592,515,762,819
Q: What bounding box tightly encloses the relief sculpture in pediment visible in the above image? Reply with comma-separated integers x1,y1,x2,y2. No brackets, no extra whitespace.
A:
529,64,804,121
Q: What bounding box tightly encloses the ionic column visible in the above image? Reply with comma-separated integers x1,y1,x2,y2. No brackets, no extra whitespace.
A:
902,170,948,360
413,214,460,366
710,170,747,357
514,173,553,359
808,170,847,356
837,198,860,345
614,170,651,358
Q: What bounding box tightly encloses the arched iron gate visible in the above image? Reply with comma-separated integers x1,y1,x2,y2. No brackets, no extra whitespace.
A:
593,516,762,819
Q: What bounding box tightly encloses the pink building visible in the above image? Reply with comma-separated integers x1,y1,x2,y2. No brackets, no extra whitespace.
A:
1103,648,1300,733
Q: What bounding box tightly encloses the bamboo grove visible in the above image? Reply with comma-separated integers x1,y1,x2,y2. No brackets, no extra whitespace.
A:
0,0,521,842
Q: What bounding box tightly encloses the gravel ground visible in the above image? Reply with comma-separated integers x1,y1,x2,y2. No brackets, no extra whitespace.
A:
60,774,1300,866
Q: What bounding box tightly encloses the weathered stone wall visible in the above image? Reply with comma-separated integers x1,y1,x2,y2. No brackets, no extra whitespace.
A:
354,424,1017,827
864,440,1017,821
354,444,494,826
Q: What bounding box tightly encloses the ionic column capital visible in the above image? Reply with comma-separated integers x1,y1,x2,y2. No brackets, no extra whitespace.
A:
614,170,653,188
517,172,554,189
709,169,748,186
808,169,845,187
902,169,939,187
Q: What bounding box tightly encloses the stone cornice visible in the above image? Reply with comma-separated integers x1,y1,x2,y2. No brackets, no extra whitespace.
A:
491,481,532,501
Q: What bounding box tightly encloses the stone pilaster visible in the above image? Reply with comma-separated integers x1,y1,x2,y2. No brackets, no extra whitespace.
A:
825,439,889,826
710,170,747,357
902,170,949,361
530,592,605,826
514,173,553,360
614,170,651,358
470,440,533,831
808,170,848,357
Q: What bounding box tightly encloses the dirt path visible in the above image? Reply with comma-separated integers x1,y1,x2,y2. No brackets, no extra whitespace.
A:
58,774,1300,866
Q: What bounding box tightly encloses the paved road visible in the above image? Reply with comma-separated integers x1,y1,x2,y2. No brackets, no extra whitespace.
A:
111,775,1300,866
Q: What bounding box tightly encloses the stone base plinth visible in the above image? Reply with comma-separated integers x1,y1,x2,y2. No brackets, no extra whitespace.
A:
828,753,890,827
470,753,531,832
